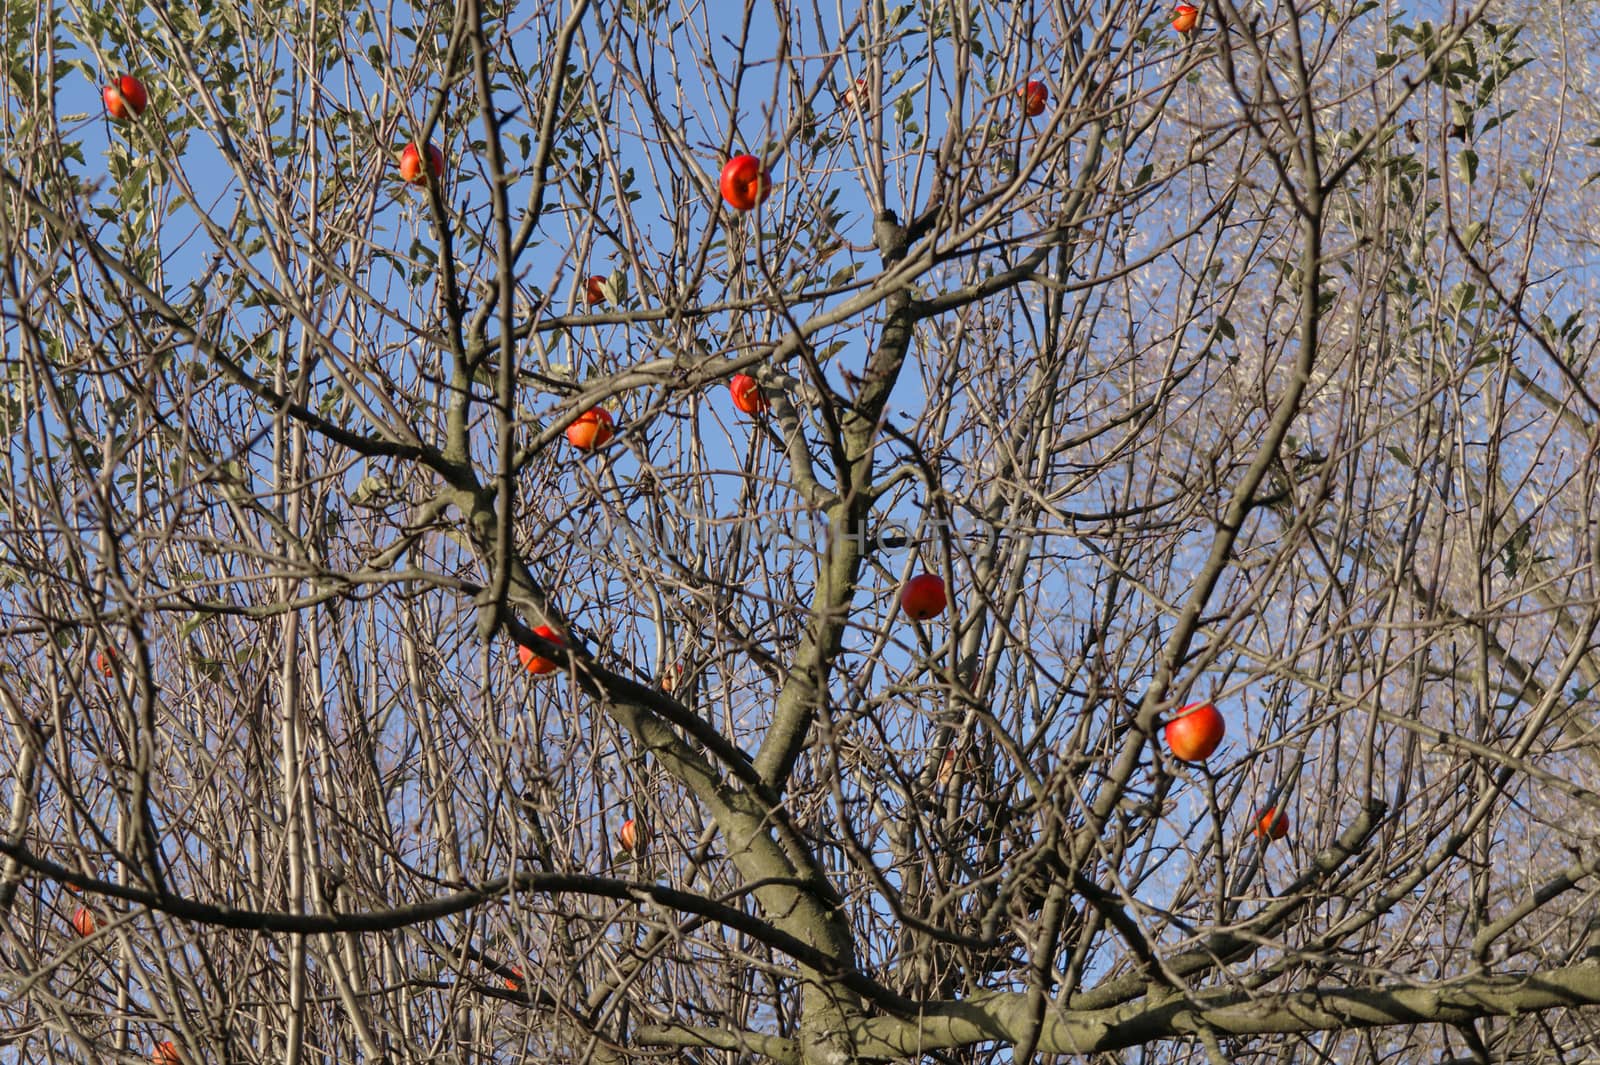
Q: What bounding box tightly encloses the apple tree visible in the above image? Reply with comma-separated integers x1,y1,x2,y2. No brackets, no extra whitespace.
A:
4,0,1600,1063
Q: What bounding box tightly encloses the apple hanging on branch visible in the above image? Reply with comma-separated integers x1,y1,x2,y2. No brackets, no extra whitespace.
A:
729,373,769,415
1172,5,1199,33
565,407,614,451
616,817,646,854
935,747,977,788
719,154,772,212
658,660,684,693
516,625,566,676
1256,805,1290,841
841,76,867,109
1018,80,1048,118
398,142,445,186
585,275,608,306
151,1041,182,1065
103,75,148,121
70,906,97,937
900,574,948,621
1163,701,1225,762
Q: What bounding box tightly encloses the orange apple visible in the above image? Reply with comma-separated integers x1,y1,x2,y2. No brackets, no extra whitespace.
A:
103,75,148,121
729,373,769,415
504,965,524,991
71,906,96,937
1256,805,1289,840
565,407,614,450
900,574,948,621
585,275,607,306
719,154,772,212
1172,5,1198,33
399,142,445,185
151,1041,182,1065
94,648,116,676
517,625,565,675
616,817,645,853
1164,701,1225,762
1019,80,1048,118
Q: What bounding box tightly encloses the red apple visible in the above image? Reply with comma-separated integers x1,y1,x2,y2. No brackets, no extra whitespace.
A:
103,75,148,121
565,407,614,450
729,373,769,415
504,965,524,991
1019,80,1048,118
151,1042,183,1065
516,624,565,675
1164,701,1225,762
900,574,948,621
1256,805,1289,841
1172,5,1198,33
585,275,607,306
616,817,646,853
659,661,683,693
719,154,772,212
399,142,445,185
842,76,867,109
94,648,116,676
71,906,96,937
935,748,975,788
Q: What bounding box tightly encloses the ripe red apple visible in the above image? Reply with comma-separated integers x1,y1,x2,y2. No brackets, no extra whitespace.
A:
1019,80,1048,118
585,275,607,306
565,407,614,450
842,75,867,109
729,373,769,415
71,906,96,937
103,75,148,121
398,142,445,185
1164,701,1225,762
504,965,524,991
1256,805,1289,840
719,154,772,212
94,648,116,676
516,624,565,675
900,573,948,621
1172,4,1198,33
616,817,645,853
151,1041,182,1065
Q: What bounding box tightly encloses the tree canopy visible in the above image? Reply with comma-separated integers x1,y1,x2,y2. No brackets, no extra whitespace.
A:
5,1,1600,1063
